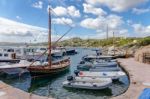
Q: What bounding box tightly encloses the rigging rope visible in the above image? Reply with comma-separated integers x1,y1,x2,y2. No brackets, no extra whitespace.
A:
28,1,74,67
28,26,73,67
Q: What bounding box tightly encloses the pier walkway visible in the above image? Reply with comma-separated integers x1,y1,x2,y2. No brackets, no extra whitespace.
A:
112,58,150,99
0,81,53,99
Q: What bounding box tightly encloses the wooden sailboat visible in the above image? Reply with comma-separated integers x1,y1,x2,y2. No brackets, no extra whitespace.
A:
27,6,70,75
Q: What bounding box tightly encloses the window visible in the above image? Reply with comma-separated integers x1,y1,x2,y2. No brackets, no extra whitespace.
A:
0,53,2,56
4,54,8,57
7,49,14,52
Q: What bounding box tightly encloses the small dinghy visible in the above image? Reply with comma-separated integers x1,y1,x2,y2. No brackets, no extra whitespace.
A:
89,66,121,72
63,76,112,90
77,61,118,71
93,61,118,67
75,71,126,80
77,61,92,71
82,55,116,62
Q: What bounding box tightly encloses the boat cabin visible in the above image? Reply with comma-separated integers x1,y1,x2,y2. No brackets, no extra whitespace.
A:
0,52,16,60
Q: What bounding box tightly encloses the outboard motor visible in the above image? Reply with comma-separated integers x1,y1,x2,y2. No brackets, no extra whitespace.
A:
67,76,74,81
74,70,80,76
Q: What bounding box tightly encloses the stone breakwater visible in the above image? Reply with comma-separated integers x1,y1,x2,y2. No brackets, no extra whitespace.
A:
0,81,53,99
112,58,150,99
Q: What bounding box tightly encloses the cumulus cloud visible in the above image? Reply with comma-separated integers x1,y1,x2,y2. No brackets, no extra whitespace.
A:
132,23,150,34
0,17,74,42
83,3,107,16
16,16,22,20
0,17,48,42
80,14,123,30
52,6,67,16
52,17,74,26
106,15,124,29
80,14,128,38
132,8,150,14
32,1,43,9
52,6,80,17
67,6,81,17
80,18,104,30
85,0,148,12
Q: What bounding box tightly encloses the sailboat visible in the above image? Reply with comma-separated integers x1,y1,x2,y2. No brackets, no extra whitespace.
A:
27,5,70,75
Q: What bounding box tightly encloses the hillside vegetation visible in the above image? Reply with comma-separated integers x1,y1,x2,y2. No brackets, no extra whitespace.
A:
0,36,149,48
56,36,150,47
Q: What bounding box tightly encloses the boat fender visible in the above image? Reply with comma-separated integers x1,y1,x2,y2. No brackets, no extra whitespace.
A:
74,70,80,76
79,71,83,76
67,76,74,81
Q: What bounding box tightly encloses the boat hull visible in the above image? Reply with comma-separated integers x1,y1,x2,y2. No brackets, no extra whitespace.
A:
27,58,70,76
28,65,70,76
63,77,112,90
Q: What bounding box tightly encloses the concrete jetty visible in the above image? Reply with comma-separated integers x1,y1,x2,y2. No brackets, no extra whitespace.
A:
0,81,53,99
112,58,150,99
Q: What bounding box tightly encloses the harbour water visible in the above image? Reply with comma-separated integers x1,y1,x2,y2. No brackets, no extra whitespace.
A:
0,48,129,99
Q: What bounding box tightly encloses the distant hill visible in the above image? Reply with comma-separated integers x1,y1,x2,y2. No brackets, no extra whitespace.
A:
0,36,149,48
0,42,25,46
56,36,150,47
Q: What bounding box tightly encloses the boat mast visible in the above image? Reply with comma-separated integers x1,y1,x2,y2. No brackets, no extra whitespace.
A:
113,32,115,55
106,24,108,40
48,5,52,67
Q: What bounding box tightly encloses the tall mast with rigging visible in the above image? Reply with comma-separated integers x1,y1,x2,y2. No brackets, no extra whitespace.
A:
48,5,51,68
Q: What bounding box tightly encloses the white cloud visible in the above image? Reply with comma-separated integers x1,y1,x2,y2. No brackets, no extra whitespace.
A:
127,20,133,25
67,6,80,17
80,18,103,29
16,16,22,20
52,6,80,17
83,3,107,16
106,14,124,29
52,6,67,16
85,0,148,12
80,14,123,30
0,17,47,42
80,14,128,38
32,1,43,9
0,17,74,42
132,8,150,14
52,17,73,26
132,23,150,34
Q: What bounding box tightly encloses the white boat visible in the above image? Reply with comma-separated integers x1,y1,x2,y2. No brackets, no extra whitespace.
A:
76,71,126,80
89,66,121,72
0,50,20,63
82,55,116,62
63,76,112,90
0,46,29,59
51,49,64,57
92,61,118,67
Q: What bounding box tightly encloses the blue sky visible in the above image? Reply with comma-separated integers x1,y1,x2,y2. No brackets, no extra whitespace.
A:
0,0,150,42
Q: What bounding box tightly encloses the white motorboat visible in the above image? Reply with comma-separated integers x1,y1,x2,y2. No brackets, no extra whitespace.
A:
63,76,112,90
75,71,126,80
0,50,20,63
